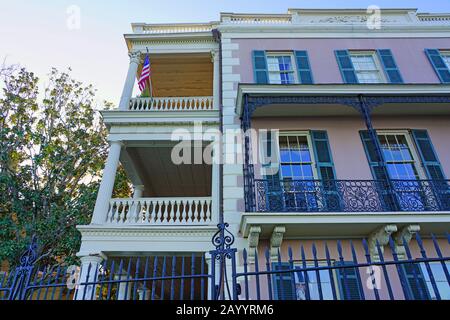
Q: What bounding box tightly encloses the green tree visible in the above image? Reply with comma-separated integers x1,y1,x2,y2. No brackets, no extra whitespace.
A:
0,65,131,267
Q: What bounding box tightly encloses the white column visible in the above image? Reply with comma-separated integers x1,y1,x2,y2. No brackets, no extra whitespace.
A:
115,272,132,300
212,49,220,110
74,255,104,300
118,51,141,111
91,141,123,224
129,185,144,222
211,162,220,224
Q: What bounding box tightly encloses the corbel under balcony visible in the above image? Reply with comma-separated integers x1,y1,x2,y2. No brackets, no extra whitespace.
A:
239,211,450,240
393,225,421,260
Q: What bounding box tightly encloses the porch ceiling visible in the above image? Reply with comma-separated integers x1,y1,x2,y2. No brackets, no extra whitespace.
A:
123,144,212,197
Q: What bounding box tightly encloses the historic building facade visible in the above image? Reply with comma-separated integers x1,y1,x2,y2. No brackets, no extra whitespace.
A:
76,8,450,300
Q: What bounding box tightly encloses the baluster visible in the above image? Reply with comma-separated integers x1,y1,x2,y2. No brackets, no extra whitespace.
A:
191,200,198,222
311,243,323,300
107,201,114,223
185,200,192,223
207,200,212,221
173,200,180,223
162,200,169,223
150,200,157,223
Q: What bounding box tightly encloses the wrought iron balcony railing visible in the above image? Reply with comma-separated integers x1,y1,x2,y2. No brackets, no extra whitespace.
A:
254,179,450,213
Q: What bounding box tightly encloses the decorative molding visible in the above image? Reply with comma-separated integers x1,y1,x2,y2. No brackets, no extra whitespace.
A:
77,225,218,238
368,225,397,261
394,225,421,260
270,226,286,259
247,226,261,263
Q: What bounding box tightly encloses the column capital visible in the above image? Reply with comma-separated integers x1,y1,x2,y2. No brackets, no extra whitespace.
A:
210,49,219,63
128,51,142,64
80,254,106,264
110,140,124,147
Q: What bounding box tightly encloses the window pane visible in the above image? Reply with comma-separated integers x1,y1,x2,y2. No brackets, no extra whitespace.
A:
300,165,314,179
442,54,450,70
267,55,295,84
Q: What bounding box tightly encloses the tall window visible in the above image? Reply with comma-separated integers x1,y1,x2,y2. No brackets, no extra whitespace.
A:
378,133,422,180
267,53,297,84
350,51,385,83
279,134,316,180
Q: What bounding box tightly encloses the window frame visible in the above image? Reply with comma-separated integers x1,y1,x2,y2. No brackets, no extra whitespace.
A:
266,52,299,85
349,50,387,84
376,130,427,180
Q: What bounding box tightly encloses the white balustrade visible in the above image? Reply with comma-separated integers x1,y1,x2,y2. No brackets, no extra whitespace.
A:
129,96,214,111
106,197,213,225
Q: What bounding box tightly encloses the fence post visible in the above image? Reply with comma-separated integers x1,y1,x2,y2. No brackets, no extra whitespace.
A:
74,255,104,300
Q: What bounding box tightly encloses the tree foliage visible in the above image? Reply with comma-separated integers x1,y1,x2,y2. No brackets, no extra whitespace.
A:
0,65,131,267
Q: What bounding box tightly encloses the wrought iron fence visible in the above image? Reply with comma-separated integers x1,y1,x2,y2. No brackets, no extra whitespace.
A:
254,179,450,213
1,233,448,300
236,233,450,300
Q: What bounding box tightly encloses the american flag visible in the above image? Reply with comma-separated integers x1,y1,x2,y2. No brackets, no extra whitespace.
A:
138,54,151,92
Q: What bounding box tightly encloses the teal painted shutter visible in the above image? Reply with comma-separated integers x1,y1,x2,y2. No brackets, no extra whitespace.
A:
311,131,336,180
334,261,363,300
311,131,339,210
335,50,358,84
377,49,404,83
401,263,430,300
359,131,389,181
412,130,446,180
272,263,296,300
262,131,283,211
252,50,269,84
294,51,314,84
425,49,450,84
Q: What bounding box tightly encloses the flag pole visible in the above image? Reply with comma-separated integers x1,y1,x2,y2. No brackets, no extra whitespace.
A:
146,47,153,102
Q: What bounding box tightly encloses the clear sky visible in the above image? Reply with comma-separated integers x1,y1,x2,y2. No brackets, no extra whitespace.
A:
1,0,450,105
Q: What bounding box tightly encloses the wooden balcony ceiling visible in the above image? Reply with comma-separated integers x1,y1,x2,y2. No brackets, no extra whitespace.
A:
139,53,213,97
126,145,212,197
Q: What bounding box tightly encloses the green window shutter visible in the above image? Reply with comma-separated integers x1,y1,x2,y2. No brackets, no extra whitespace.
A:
377,49,404,84
261,131,283,211
272,263,296,300
335,50,358,84
401,263,431,300
425,49,450,84
334,261,363,300
411,130,446,180
252,50,269,84
294,51,314,84
359,130,389,181
311,131,336,180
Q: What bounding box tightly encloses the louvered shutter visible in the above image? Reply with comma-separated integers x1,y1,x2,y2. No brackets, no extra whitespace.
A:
334,261,363,300
377,49,404,83
252,50,269,84
294,51,314,84
335,50,358,84
425,49,450,84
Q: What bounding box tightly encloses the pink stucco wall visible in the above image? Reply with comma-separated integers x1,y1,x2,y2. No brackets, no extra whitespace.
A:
252,115,450,180
238,238,449,300
232,38,450,84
